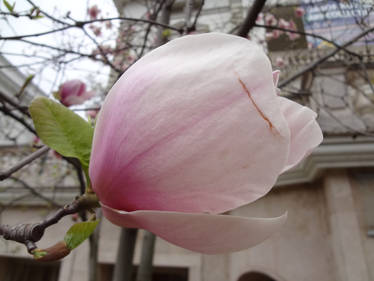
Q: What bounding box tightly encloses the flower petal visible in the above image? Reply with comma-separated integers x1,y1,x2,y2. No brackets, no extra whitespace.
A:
90,33,291,214
272,70,280,87
280,97,323,172
101,203,287,254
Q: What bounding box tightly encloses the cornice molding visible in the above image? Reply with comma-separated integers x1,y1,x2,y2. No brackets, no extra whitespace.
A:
276,137,374,186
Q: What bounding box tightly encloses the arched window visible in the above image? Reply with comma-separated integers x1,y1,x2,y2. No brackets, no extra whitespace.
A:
238,271,277,281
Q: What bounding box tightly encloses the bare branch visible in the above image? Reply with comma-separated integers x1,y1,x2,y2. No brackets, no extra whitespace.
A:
254,23,361,58
9,176,62,207
237,0,267,38
190,0,204,32
0,146,50,181
0,103,36,134
0,90,31,116
279,27,374,88
0,193,99,253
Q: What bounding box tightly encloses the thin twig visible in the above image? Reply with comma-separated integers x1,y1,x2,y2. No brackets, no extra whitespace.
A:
254,23,361,58
0,90,31,116
0,193,99,253
190,0,204,32
279,27,374,88
0,146,50,181
237,0,267,38
9,176,62,207
0,104,36,134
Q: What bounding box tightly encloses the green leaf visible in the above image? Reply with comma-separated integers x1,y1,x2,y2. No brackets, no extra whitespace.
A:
29,97,94,168
16,74,34,98
64,221,99,250
162,29,171,38
32,250,47,259
3,0,15,12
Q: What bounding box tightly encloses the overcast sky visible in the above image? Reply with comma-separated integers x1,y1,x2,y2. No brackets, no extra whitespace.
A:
1,0,119,97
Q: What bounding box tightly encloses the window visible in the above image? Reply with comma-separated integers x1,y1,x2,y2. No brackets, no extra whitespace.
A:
98,263,188,281
238,271,277,281
0,255,60,281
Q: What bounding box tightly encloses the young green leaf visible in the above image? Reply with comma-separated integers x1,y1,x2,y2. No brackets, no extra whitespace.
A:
3,0,15,12
29,97,94,168
64,221,99,250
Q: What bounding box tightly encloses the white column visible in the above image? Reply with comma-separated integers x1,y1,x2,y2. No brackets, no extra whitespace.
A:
201,254,229,281
324,170,370,281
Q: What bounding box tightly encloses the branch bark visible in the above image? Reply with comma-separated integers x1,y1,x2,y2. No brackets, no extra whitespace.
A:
237,0,267,38
279,26,374,88
0,146,50,181
0,194,99,253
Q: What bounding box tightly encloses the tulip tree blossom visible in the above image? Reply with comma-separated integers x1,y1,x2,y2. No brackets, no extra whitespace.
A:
88,5,100,20
57,80,94,107
89,33,323,254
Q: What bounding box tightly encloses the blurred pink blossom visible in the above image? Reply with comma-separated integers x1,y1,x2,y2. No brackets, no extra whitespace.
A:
265,13,277,25
93,26,102,37
265,32,273,41
86,109,100,119
89,33,322,254
88,5,100,20
57,79,94,107
295,7,305,18
288,32,301,40
272,29,281,39
276,57,285,67
105,20,112,29
278,18,290,29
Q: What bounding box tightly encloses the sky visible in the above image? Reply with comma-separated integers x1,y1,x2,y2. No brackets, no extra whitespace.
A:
0,0,119,98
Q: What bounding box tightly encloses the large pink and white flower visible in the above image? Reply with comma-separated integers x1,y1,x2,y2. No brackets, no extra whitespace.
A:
57,80,94,107
89,33,322,254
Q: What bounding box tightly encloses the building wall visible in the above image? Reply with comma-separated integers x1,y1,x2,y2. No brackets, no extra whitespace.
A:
2,168,372,281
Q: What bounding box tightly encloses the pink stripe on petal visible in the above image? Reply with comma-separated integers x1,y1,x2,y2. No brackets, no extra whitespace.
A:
101,203,287,254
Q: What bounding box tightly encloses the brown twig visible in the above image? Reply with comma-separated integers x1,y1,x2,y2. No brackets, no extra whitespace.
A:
9,176,62,207
0,90,31,116
0,193,99,253
237,0,267,38
254,23,361,58
0,146,50,181
278,27,374,88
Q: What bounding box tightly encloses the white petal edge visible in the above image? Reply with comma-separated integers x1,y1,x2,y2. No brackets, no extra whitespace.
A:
272,70,280,87
101,203,287,255
280,97,323,172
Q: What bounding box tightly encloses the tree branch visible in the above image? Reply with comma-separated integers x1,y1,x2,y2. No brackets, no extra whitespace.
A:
9,176,62,207
0,193,99,254
237,0,267,38
0,146,49,181
279,27,374,88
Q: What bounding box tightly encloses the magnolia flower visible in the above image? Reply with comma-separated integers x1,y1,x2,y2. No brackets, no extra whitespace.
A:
276,57,285,67
57,80,94,107
86,109,100,119
265,13,277,26
89,33,323,254
295,7,305,18
88,5,100,20
278,18,290,29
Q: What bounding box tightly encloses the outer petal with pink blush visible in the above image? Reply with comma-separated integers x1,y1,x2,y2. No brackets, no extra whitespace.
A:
280,97,323,172
90,33,291,215
101,203,287,254
89,33,322,253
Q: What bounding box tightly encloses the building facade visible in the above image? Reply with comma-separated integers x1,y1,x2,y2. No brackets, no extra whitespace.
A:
1,1,374,281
